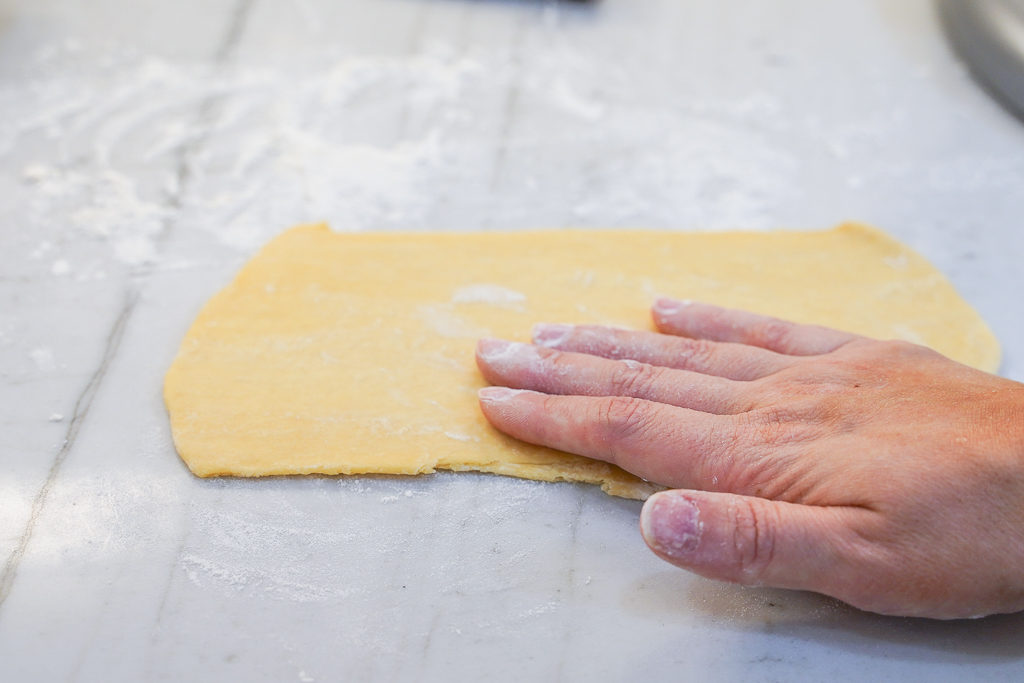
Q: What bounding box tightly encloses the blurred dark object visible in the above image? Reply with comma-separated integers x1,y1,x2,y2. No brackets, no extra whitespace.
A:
939,0,1024,121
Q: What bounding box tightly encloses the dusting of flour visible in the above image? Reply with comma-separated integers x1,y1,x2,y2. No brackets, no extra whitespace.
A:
12,35,805,282
451,284,527,309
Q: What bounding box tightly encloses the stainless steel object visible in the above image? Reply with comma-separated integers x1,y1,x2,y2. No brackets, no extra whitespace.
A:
938,0,1024,120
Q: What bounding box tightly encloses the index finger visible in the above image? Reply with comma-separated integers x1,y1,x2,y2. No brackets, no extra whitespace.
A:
477,387,761,492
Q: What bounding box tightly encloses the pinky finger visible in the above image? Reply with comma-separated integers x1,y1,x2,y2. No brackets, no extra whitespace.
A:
652,299,861,356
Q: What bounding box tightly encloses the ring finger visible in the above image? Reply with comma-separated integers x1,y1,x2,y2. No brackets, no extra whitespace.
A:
531,324,795,381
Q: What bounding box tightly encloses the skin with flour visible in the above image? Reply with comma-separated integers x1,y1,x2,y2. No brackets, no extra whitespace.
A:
475,298,1024,620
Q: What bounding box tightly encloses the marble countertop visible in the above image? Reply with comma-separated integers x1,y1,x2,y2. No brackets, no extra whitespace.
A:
2,0,1024,680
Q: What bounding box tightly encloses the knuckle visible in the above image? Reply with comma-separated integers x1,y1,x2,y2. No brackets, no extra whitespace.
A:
704,418,748,457
596,396,651,446
753,371,807,398
540,394,562,415
601,328,631,359
842,338,922,366
755,411,794,446
540,348,585,385
538,395,565,430
750,368,844,414
878,338,915,352
749,370,861,433
678,337,717,371
692,422,750,488
739,406,802,447
748,319,794,349
610,359,663,397
705,308,733,330
728,498,777,584
543,348,574,373
879,338,931,360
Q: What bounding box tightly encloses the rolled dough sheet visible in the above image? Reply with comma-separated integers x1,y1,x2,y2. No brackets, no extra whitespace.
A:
164,223,1000,500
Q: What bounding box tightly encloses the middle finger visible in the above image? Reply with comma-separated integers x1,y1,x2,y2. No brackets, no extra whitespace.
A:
476,338,751,415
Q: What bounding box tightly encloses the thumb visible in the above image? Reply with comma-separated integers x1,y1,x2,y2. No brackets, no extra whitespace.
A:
639,489,867,592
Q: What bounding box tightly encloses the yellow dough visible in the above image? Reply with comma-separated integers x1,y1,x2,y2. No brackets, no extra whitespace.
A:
164,223,1000,500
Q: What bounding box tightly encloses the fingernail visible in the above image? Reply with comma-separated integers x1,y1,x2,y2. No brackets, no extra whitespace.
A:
532,323,573,348
478,386,527,402
476,338,517,360
640,491,703,558
652,297,692,317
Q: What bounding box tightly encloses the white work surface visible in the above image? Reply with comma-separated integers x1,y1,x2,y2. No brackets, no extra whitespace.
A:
3,0,1024,680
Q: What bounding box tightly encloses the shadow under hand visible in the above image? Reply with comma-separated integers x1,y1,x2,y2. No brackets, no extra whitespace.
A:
625,571,1024,663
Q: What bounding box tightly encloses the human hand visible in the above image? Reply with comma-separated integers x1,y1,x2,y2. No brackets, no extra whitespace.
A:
474,298,1024,619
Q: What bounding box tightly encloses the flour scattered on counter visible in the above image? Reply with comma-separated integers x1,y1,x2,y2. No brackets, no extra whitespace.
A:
12,34,801,274
379,488,416,501
29,241,54,259
543,77,605,121
23,162,167,267
29,347,57,372
22,163,52,183
69,170,166,265
180,549,356,603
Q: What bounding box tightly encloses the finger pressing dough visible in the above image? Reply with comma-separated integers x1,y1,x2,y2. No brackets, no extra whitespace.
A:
164,223,1000,500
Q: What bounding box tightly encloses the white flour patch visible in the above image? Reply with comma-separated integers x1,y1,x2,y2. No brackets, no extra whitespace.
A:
884,254,909,269
29,240,54,259
444,431,478,443
451,284,527,309
11,33,802,280
29,347,57,372
180,552,352,603
23,163,168,266
416,304,487,338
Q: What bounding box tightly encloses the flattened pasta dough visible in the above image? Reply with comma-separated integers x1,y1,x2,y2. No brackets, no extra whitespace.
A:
164,223,1000,499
